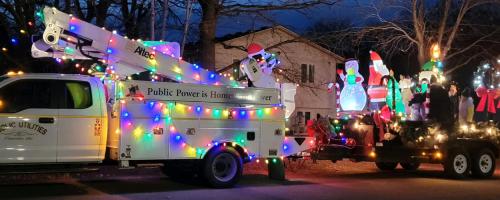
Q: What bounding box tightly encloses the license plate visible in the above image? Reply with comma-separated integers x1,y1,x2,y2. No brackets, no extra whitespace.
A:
375,142,383,147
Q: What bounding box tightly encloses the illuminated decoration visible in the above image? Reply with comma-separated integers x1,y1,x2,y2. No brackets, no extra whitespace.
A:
431,43,440,61
239,43,280,88
472,63,499,115
33,8,239,87
384,76,405,114
367,51,389,111
420,44,445,83
368,51,389,86
339,60,367,111
118,91,282,158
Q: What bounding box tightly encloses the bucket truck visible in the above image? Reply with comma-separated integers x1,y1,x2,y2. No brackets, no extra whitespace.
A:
0,7,312,188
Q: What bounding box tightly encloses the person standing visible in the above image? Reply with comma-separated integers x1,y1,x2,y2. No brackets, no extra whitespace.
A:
428,76,454,126
458,88,475,124
399,75,412,115
448,82,459,122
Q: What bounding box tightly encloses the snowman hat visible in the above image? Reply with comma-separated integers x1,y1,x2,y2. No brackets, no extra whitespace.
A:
247,43,264,55
345,59,359,73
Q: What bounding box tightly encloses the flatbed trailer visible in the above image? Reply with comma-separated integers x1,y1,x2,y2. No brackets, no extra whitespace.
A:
315,115,499,178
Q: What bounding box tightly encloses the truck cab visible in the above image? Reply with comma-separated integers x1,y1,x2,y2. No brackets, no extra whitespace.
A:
0,73,107,164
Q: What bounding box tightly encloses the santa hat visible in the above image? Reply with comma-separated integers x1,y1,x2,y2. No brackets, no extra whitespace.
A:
247,43,264,55
370,51,382,62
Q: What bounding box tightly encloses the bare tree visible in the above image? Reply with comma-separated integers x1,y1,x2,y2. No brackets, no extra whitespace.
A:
356,0,500,72
73,0,112,27
160,0,169,39
119,0,152,39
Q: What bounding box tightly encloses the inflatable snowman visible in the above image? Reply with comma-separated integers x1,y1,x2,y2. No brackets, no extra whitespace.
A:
239,43,297,118
240,43,280,88
339,60,367,111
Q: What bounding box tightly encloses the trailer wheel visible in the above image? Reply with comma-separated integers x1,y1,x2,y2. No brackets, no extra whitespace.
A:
471,148,496,178
444,149,470,179
400,162,420,170
203,146,242,188
375,162,398,170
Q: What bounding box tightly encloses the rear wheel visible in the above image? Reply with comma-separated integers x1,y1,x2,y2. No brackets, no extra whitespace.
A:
400,162,420,170
203,146,242,188
471,148,496,178
444,149,470,179
375,162,398,170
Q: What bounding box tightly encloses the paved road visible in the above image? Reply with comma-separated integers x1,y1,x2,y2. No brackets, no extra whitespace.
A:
1,160,499,200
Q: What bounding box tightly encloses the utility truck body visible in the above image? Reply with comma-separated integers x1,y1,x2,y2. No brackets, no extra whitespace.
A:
0,73,311,187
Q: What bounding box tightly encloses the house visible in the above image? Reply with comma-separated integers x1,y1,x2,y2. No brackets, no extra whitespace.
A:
215,26,345,134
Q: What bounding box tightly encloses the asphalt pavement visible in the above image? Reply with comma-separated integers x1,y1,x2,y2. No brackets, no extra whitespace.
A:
1,160,499,200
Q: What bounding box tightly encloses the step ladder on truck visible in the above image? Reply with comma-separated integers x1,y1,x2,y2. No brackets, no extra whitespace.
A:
0,7,313,188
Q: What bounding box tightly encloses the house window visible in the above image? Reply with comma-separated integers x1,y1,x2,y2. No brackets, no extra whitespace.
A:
301,64,315,83
308,64,315,83
301,64,307,83
305,112,311,122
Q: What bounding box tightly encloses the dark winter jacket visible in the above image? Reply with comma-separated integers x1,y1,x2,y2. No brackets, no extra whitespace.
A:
428,84,454,126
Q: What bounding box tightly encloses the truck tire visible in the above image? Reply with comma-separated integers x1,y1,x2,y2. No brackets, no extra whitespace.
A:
444,149,470,179
400,162,420,170
203,146,242,188
375,162,398,170
471,148,496,178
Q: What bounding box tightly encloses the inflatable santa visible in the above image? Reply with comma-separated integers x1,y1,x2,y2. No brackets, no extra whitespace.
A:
367,51,389,111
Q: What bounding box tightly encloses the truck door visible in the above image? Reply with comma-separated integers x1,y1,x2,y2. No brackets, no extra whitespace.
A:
0,79,58,163
55,80,103,162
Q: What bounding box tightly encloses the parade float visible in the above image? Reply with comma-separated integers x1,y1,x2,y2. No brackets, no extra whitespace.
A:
313,49,499,179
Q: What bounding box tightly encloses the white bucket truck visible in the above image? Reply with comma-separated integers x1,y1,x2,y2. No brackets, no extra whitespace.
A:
0,7,312,188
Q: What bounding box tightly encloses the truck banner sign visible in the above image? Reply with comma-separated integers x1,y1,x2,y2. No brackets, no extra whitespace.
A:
120,81,280,105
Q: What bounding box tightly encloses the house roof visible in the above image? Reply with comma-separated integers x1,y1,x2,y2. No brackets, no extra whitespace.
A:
217,25,345,62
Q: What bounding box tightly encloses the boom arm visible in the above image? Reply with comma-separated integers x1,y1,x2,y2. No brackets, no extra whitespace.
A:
32,7,240,87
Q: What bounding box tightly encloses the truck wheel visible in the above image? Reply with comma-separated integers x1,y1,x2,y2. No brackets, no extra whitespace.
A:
400,162,420,170
444,149,470,179
203,146,242,188
471,148,496,178
375,162,398,170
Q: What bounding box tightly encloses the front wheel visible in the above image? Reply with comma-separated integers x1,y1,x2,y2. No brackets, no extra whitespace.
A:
203,146,242,188
444,149,470,179
471,148,496,178
375,162,398,170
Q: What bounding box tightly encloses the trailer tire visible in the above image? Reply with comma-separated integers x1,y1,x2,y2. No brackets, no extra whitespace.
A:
471,148,496,178
400,162,420,170
203,146,242,188
375,162,398,171
444,149,470,179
